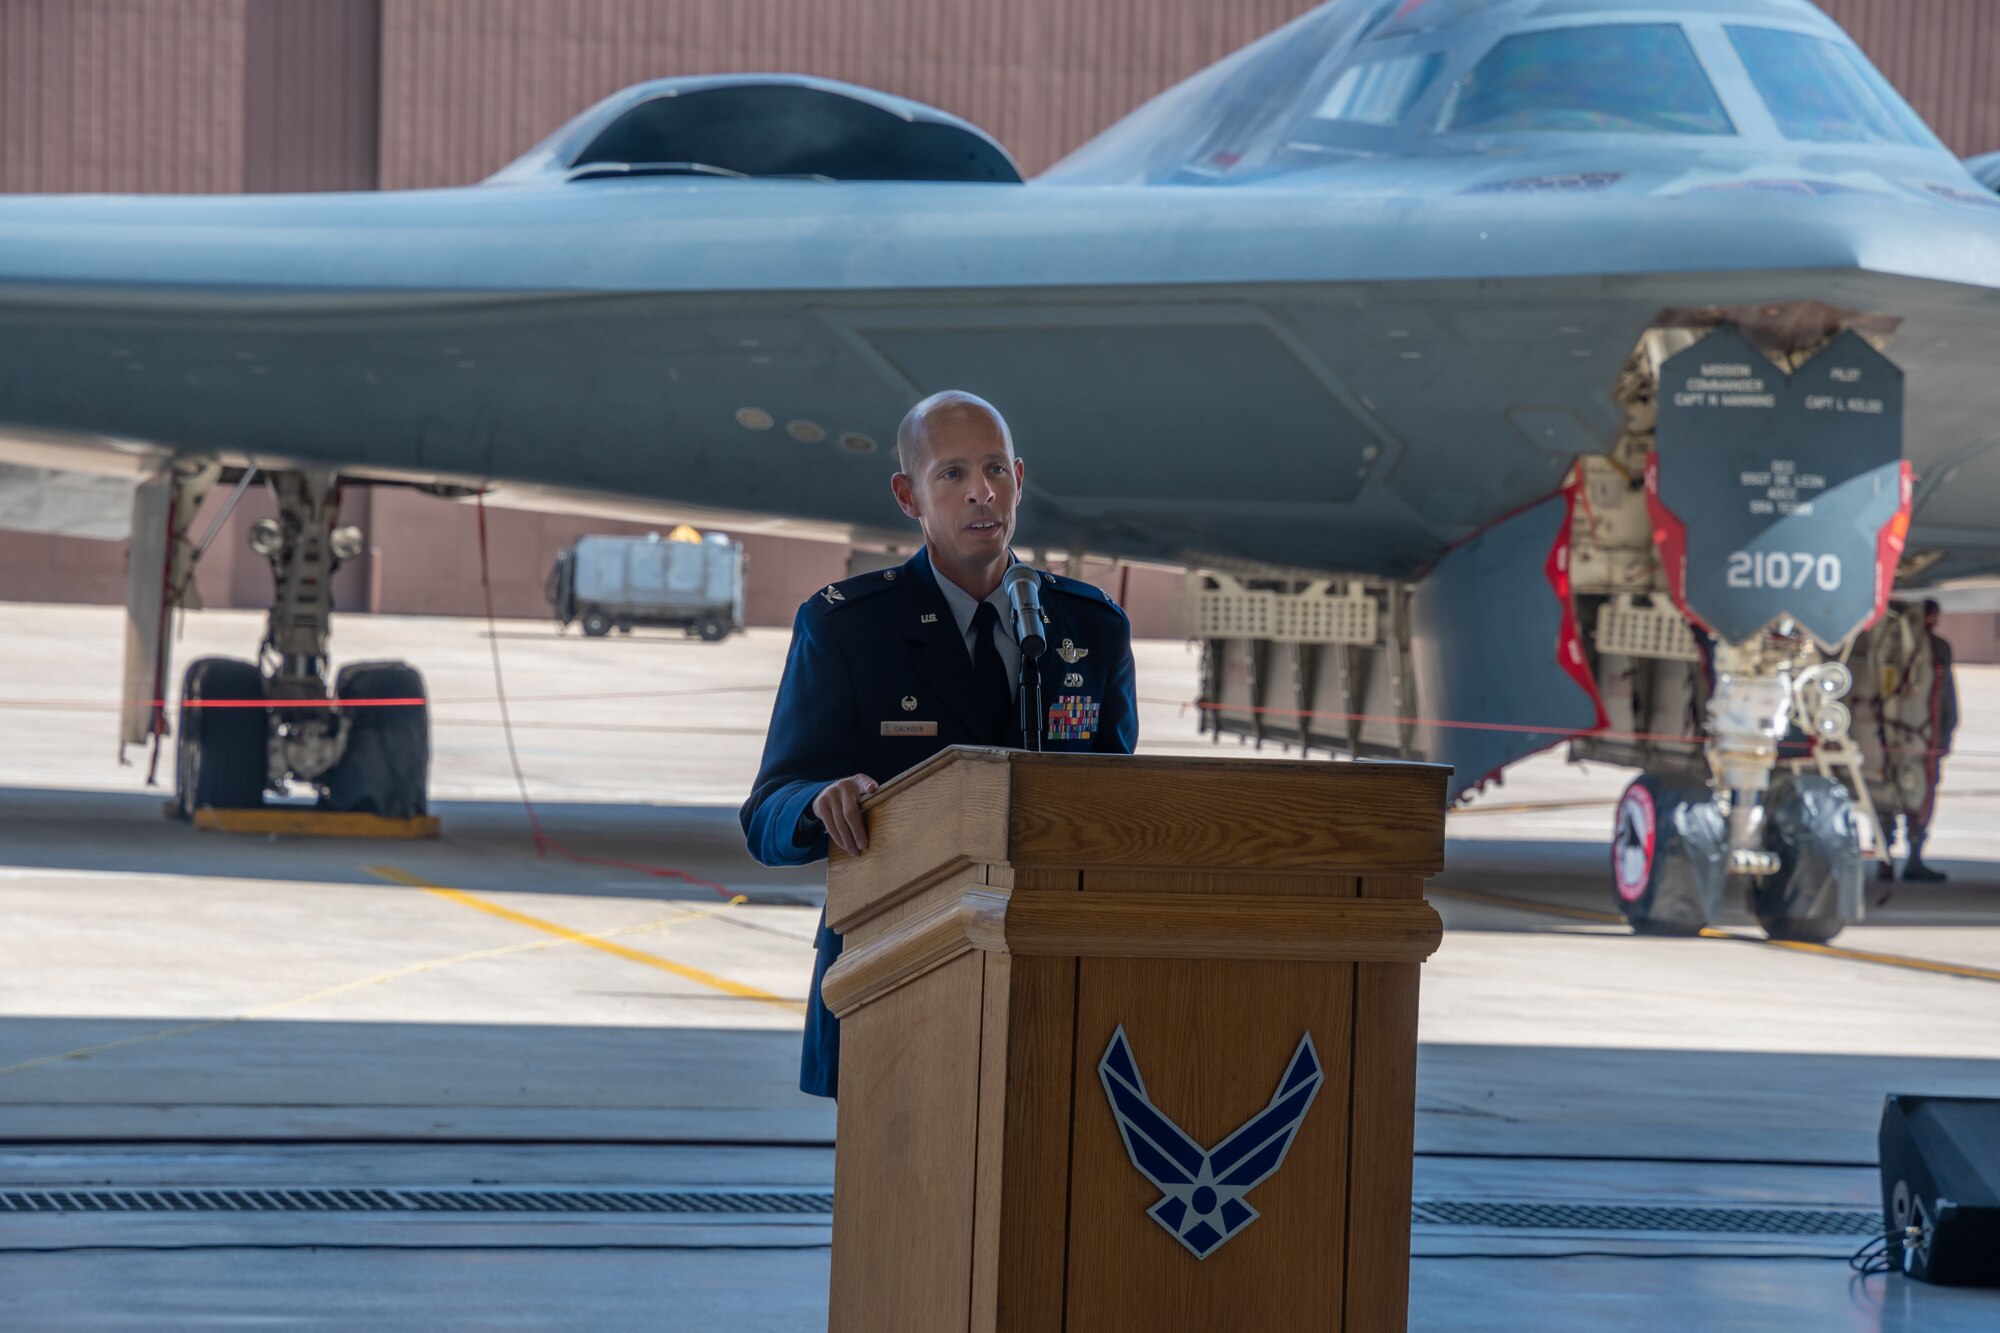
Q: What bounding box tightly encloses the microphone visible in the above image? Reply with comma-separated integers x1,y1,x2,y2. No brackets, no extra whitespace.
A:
1002,563,1047,659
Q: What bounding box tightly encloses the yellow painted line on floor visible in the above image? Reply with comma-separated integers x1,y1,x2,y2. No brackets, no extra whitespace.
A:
1740,934,2000,983
367,865,806,1015
1450,798,1619,818
194,808,441,839
1429,884,2000,984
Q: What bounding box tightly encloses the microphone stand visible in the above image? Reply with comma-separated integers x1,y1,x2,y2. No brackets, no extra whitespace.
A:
1001,563,1047,754
1017,642,1045,753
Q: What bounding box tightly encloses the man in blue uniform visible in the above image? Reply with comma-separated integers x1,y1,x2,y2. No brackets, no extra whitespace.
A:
741,389,1138,1099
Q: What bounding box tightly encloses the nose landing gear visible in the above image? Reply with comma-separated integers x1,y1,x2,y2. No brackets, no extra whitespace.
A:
1594,321,1904,945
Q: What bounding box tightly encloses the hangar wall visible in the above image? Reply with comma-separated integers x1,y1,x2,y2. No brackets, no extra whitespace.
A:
1,0,1997,645
243,0,381,192
1819,0,2000,157
0,0,247,193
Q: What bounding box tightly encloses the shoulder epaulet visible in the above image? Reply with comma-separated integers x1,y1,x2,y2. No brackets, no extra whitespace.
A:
1040,569,1121,609
805,565,909,614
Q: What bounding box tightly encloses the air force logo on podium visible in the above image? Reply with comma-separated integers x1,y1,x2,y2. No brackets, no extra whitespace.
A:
1098,1025,1323,1258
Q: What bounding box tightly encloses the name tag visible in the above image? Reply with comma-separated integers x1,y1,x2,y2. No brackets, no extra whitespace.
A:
882,721,938,737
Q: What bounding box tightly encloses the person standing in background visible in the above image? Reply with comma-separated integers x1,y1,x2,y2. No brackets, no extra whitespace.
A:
1879,598,1958,883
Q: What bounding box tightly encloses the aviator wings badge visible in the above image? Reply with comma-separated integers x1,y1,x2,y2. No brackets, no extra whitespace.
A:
1098,1025,1322,1259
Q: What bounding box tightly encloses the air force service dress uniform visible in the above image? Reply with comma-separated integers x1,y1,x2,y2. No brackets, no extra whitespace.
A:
741,547,1138,1099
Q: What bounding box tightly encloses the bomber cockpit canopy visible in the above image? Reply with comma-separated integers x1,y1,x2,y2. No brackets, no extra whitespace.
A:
1045,0,1946,184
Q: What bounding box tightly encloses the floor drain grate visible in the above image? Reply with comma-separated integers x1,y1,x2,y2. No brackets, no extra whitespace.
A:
0,1187,835,1216
1413,1200,1879,1237
0,1189,1877,1235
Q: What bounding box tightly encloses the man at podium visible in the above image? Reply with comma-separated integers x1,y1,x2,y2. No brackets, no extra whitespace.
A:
741,390,1138,1098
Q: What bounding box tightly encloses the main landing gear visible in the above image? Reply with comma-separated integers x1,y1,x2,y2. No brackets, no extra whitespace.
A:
170,469,431,821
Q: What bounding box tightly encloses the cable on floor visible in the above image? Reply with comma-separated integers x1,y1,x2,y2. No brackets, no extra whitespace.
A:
473,493,736,901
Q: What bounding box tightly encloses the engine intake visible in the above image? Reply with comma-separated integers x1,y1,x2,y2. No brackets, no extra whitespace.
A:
491,76,1022,185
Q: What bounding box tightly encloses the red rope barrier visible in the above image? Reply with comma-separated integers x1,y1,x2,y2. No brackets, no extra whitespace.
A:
0,684,779,711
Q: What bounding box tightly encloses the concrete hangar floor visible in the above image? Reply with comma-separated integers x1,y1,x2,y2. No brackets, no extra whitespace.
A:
2,603,1998,1330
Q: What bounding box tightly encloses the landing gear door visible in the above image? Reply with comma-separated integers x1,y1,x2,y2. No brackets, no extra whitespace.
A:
1409,488,1608,800
120,469,174,752
1649,328,1910,648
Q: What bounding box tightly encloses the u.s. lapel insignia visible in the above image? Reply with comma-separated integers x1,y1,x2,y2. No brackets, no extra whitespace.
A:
820,584,845,605
920,612,939,624
1057,638,1088,664
901,695,918,712
1064,671,1084,688
883,569,898,581
1099,1026,1322,1259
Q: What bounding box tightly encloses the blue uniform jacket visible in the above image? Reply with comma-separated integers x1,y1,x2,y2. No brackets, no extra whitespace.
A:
740,546,1138,1099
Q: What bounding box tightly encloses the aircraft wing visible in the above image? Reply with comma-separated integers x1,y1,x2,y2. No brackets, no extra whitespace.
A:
6,171,2000,581
8,5,2000,585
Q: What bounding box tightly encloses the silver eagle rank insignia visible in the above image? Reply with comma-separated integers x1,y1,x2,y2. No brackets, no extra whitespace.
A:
1098,1025,1322,1259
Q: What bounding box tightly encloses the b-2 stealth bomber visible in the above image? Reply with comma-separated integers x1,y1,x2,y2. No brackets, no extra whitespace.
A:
1,0,1995,941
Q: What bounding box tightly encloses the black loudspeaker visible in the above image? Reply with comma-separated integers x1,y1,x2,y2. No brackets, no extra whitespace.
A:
1879,1094,2000,1285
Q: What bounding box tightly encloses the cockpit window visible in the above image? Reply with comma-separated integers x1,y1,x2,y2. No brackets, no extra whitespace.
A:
1443,24,1735,136
1726,26,1941,148
1312,53,1445,128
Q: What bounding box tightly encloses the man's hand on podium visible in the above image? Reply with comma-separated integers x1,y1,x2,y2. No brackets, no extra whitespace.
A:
812,773,880,857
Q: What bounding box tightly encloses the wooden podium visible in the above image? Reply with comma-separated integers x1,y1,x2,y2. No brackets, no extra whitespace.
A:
819,748,1447,1332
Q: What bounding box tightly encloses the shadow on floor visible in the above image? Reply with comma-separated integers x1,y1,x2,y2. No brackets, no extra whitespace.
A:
0,785,824,904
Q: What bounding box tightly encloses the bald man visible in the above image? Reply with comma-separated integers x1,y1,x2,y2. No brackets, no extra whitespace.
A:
741,390,1138,1099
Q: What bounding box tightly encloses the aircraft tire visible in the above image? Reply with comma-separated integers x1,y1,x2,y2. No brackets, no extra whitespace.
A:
697,615,728,642
1611,773,1726,936
581,608,613,637
174,657,268,819
1753,774,1862,945
322,661,430,819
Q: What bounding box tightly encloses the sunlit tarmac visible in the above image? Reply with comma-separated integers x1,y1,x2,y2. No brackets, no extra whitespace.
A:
2,603,1998,1329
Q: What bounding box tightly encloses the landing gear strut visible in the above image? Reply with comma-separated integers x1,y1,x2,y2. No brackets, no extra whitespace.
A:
171,469,430,820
